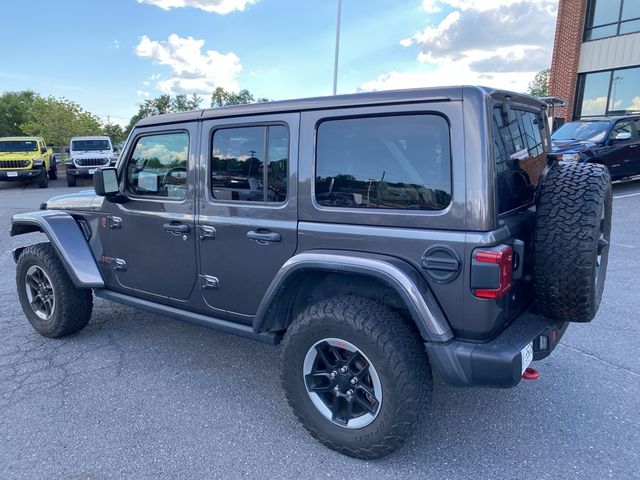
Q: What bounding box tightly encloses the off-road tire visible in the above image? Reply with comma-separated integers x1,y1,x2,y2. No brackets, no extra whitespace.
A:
281,296,431,459
48,161,58,180
38,167,48,188
16,243,93,337
534,161,612,322
67,173,77,187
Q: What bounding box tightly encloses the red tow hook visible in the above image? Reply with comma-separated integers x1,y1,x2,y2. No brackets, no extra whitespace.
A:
522,367,540,381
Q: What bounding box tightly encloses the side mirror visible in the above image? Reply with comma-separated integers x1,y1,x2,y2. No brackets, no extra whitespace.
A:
40,147,47,154
64,147,70,154
94,168,119,196
613,131,632,141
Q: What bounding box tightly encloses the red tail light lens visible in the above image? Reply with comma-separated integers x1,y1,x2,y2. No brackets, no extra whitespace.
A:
474,246,513,299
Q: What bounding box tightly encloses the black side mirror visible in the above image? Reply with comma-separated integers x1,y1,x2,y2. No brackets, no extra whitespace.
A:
64,147,70,154
40,147,47,154
94,168,119,196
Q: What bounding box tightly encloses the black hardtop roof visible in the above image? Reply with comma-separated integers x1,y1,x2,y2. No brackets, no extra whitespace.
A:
136,85,544,128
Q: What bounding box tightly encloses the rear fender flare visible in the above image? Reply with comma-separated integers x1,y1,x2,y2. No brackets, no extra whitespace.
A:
253,251,454,343
11,210,104,288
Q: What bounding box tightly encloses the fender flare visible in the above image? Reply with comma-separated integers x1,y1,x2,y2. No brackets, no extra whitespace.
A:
253,251,454,343
11,210,104,288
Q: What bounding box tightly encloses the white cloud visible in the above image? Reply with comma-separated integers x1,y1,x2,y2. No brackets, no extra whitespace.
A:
113,40,121,49
137,90,151,98
365,0,557,94
137,0,256,14
135,34,242,95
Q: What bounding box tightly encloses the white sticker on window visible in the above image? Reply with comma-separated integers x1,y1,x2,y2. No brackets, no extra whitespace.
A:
138,171,158,193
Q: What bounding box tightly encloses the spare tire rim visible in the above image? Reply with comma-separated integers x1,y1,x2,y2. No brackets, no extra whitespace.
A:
303,338,382,429
24,265,56,321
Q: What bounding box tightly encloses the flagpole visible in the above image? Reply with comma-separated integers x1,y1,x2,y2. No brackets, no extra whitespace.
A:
333,0,342,95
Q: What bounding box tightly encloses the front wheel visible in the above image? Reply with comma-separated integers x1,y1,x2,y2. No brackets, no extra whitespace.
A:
281,296,431,459
38,168,48,188
67,173,77,187
16,243,93,337
48,161,58,180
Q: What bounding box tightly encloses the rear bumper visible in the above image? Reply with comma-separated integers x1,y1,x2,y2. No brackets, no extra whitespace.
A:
0,169,41,181
426,311,568,388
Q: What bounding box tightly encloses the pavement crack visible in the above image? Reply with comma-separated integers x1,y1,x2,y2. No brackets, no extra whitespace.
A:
559,343,640,378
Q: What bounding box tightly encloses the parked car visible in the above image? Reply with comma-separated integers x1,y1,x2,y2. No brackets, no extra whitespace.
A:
11,87,612,459
65,136,118,187
551,115,640,180
0,136,56,188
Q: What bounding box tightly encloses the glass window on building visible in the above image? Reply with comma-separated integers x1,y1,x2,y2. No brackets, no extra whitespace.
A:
578,66,640,118
585,0,640,40
579,71,611,116
609,68,640,113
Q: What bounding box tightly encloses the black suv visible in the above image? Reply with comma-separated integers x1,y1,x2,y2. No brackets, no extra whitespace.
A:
551,115,640,180
10,87,612,459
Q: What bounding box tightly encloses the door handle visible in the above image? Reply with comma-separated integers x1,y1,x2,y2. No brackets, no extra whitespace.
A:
163,222,190,235
247,230,281,243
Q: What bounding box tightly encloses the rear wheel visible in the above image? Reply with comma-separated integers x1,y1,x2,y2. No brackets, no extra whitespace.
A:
67,173,77,187
534,161,612,322
281,296,431,459
16,243,93,337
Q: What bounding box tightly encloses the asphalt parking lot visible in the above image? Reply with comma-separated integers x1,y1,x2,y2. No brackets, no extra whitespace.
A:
1,173,639,479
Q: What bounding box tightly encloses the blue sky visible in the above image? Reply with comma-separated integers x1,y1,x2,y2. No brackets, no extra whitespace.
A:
0,0,557,126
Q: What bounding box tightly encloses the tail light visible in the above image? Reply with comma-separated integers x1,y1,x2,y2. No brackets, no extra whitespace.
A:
472,245,513,299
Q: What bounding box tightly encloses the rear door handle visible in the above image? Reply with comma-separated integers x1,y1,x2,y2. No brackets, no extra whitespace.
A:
163,222,190,235
247,230,281,243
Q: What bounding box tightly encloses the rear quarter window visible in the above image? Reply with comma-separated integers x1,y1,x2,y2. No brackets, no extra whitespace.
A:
492,107,547,214
315,114,452,211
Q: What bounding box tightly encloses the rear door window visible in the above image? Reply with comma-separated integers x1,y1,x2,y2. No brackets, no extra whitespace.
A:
492,108,547,214
315,114,451,210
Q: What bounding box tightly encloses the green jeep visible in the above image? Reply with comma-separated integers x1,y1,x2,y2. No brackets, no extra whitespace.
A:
0,136,57,188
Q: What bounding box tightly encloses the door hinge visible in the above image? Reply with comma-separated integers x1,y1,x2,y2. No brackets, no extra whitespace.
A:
113,258,127,271
200,274,219,290
199,225,216,240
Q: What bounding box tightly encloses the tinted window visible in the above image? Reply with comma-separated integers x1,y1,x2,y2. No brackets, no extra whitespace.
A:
492,108,546,214
315,115,451,211
611,120,632,139
552,121,610,143
0,140,38,152
211,125,288,203
126,132,189,199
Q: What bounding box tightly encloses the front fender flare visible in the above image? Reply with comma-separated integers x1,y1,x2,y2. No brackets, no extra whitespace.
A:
11,210,104,288
253,251,454,343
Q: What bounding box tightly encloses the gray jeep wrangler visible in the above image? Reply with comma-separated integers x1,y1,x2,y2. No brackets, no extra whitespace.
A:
11,87,612,459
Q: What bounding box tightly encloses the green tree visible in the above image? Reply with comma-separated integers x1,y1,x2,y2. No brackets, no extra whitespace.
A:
103,122,126,143
0,90,39,137
526,68,550,97
20,96,102,155
210,87,269,107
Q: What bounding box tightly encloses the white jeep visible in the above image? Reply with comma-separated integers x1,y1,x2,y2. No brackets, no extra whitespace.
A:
65,136,117,187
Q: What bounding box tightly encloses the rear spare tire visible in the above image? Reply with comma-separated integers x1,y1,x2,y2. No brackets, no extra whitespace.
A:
534,161,612,322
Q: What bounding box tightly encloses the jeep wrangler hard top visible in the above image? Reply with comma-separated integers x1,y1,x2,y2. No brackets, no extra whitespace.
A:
0,136,57,188
11,87,612,459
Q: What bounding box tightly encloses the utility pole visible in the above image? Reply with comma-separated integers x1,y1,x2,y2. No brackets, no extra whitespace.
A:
333,0,342,96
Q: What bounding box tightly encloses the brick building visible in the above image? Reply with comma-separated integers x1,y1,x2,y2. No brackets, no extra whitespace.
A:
549,0,640,122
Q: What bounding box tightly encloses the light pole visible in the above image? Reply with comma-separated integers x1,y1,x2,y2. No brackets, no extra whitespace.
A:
333,0,342,95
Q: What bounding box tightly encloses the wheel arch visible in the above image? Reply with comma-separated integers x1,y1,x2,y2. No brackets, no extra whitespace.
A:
253,251,453,343
11,210,104,289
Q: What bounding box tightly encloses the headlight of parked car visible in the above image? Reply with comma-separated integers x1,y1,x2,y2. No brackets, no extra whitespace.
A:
560,153,580,161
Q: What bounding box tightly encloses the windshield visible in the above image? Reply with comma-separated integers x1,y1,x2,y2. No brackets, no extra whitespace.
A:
0,140,38,152
71,139,111,151
552,121,610,143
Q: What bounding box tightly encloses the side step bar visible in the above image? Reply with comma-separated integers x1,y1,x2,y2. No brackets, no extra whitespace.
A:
94,289,281,345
